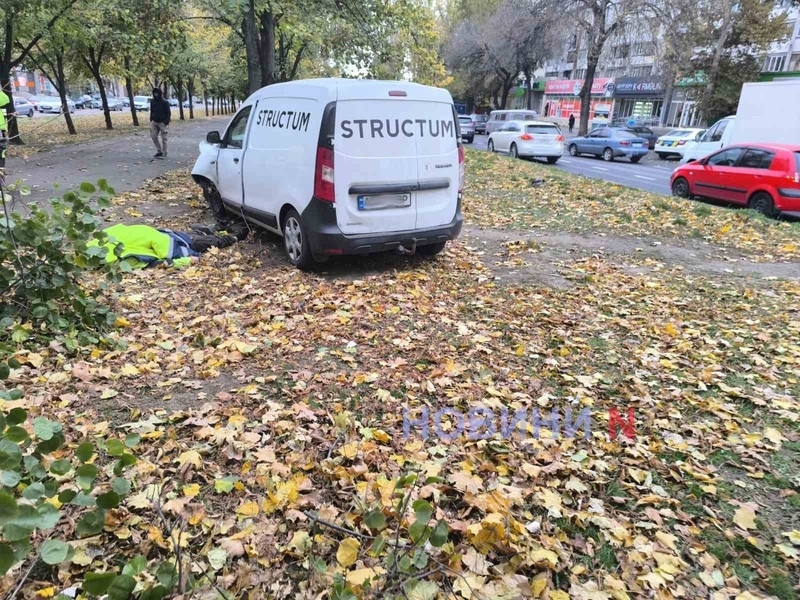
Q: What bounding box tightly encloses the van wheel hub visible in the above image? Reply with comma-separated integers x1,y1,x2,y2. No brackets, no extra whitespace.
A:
284,216,304,262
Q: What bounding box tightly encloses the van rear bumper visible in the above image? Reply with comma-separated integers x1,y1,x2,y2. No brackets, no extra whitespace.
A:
301,196,464,257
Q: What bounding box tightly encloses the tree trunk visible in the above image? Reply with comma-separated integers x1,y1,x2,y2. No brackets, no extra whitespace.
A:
211,95,215,116
187,77,195,119
84,46,112,130
231,94,236,112
243,0,261,94
703,2,735,116
202,87,209,117
55,54,76,135
258,9,276,86
124,55,139,126
499,72,513,110
175,79,185,121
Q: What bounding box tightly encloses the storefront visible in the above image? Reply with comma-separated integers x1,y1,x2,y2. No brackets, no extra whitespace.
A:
543,78,616,121
664,72,706,128
612,76,665,122
507,78,546,111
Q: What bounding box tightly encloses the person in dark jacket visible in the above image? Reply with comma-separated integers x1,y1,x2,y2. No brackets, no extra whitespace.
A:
568,114,575,133
149,88,171,159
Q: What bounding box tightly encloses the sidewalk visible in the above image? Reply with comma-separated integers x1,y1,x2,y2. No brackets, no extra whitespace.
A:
7,116,228,206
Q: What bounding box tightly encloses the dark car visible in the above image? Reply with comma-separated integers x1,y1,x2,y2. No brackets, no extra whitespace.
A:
470,114,489,134
567,127,649,163
624,125,658,150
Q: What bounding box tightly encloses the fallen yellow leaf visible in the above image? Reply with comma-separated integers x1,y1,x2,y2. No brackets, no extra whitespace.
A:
336,537,360,567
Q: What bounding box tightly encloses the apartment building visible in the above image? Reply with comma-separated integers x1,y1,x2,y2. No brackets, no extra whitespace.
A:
537,1,800,128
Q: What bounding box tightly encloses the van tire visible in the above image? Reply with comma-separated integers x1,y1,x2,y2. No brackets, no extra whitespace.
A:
417,241,446,256
282,208,314,269
202,182,227,220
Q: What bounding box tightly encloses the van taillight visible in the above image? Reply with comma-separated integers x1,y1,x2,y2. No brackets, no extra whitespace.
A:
458,146,465,192
315,146,335,202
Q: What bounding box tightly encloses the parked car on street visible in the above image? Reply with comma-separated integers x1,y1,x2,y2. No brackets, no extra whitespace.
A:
458,115,475,143
671,144,800,218
168,98,179,107
12,97,35,117
655,128,705,159
487,120,564,163
122,97,131,107
623,125,658,150
37,97,75,114
486,109,539,134
470,114,489,134
567,127,649,162
133,96,151,111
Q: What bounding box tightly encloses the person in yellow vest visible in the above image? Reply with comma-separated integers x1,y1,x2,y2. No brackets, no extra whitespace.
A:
0,86,10,180
88,223,246,269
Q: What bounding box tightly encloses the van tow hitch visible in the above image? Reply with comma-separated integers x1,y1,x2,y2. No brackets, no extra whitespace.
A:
397,239,417,255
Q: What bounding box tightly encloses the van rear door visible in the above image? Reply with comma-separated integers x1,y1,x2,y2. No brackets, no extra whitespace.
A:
416,102,459,229
333,83,458,236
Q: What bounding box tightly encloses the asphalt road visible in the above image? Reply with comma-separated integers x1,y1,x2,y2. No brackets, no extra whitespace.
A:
470,134,675,196
10,116,228,205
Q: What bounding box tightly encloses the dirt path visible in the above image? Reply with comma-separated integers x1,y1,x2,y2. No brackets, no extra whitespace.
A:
464,225,800,287
8,116,228,205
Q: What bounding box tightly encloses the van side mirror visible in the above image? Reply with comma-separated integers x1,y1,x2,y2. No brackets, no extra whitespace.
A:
206,131,221,144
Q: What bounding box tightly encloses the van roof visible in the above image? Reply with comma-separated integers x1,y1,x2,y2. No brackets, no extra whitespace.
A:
245,78,452,105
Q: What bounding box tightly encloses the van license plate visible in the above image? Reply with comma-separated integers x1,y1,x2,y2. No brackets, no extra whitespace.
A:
358,194,411,211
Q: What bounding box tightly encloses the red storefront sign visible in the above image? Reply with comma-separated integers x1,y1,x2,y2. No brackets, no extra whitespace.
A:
544,78,615,96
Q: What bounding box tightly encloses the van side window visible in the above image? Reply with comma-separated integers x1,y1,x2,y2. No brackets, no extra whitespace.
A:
710,120,728,142
498,114,507,121
224,106,252,149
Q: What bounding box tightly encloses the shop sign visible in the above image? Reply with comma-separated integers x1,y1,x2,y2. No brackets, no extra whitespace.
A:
614,76,665,96
544,78,615,97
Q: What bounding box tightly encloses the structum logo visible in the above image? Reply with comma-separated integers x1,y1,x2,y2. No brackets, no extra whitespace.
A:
402,406,635,442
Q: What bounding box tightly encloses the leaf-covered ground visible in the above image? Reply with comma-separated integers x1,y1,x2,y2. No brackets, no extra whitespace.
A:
7,110,216,157
2,153,800,599
466,151,800,262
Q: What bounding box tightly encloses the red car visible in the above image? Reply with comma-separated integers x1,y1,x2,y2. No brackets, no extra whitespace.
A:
670,143,800,217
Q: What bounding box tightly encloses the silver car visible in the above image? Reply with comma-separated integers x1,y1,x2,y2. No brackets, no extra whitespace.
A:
37,97,75,114
12,97,35,117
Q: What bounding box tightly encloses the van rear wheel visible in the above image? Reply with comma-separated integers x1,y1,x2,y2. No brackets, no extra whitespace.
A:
282,208,314,269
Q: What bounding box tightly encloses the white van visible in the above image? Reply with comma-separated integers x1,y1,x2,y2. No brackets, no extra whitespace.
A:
485,109,539,134
680,116,735,164
191,78,464,269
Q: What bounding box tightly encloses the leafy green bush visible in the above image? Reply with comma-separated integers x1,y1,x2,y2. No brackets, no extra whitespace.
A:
0,180,121,375
0,386,138,589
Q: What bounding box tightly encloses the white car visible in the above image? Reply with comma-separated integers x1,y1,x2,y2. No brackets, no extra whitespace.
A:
133,96,151,112
487,120,564,163
191,78,464,269
655,128,705,159
36,97,75,114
